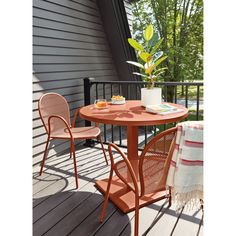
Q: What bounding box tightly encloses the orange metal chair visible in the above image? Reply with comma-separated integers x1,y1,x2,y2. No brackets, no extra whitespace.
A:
38,92,108,189
100,127,177,236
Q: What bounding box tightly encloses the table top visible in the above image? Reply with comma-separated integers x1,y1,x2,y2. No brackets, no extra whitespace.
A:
79,100,188,126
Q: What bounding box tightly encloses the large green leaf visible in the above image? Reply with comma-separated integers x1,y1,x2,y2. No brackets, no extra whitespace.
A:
153,56,168,68
148,33,159,48
153,51,163,61
133,72,150,79
155,71,165,77
128,38,144,51
151,38,164,54
126,61,144,69
154,67,168,74
143,25,153,41
139,52,152,62
144,62,155,74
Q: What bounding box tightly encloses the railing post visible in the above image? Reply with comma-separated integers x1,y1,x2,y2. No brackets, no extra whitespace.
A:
83,77,95,147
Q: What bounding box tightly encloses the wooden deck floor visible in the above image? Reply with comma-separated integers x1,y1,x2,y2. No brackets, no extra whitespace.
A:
33,143,203,236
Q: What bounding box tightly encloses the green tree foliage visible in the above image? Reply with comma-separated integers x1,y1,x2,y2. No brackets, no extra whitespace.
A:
131,0,203,86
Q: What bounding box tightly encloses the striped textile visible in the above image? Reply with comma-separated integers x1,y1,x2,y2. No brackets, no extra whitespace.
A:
166,121,203,211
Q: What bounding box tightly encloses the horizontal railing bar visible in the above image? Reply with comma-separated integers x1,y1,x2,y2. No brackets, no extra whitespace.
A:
88,80,203,86
94,140,145,151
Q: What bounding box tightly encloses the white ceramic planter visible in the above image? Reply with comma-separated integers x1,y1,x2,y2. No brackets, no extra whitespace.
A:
141,87,162,106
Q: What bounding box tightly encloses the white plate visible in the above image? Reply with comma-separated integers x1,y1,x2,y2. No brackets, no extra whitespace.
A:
111,98,126,105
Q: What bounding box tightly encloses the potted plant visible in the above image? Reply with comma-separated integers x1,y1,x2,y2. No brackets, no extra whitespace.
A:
127,25,168,106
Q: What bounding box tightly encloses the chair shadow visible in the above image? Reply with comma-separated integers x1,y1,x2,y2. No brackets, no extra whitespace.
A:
33,189,131,236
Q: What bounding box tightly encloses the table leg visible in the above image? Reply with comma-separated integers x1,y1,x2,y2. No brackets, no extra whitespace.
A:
127,126,139,178
127,126,138,160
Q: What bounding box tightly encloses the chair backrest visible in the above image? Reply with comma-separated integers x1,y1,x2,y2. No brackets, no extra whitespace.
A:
108,143,139,194
38,93,70,134
139,127,177,196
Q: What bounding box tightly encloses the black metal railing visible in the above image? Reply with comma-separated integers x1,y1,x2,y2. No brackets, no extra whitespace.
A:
83,78,203,149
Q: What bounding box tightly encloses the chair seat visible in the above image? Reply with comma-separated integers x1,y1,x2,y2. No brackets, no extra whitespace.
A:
51,126,101,139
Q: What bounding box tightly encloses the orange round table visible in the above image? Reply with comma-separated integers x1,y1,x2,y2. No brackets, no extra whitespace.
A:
80,100,188,213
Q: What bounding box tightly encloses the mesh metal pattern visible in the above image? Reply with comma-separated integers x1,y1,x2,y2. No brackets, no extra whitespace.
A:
39,93,70,135
114,160,140,192
141,131,176,195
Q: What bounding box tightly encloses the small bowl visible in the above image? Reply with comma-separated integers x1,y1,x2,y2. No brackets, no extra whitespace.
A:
111,96,126,105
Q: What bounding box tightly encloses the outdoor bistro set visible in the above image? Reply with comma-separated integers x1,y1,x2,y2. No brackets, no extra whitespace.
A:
38,93,203,236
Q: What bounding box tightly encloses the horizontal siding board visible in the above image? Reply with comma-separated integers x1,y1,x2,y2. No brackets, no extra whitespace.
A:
33,36,109,51
33,78,83,92
33,17,106,38
33,46,112,57
33,27,106,44
33,86,83,103
33,0,102,24
43,0,99,15
33,8,103,30
33,70,118,82
33,54,113,64
71,0,98,9
33,62,115,74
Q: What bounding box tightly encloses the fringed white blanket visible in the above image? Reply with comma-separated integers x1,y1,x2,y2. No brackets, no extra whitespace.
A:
166,121,203,211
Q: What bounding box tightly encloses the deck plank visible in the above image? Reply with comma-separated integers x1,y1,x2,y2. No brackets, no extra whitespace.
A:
94,209,135,236
142,204,183,235
172,207,203,236
34,186,100,235
42,191,104,236
68,201,117,235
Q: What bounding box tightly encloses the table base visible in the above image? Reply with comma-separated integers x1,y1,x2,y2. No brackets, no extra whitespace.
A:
95,176,169,213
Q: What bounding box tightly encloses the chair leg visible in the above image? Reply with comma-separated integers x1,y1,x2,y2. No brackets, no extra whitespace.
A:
134,195,140,236
168,187,172,208
71,140,78,189
200,199,204,215
98,135,108,165
100,168,113,223
39,136,50,176
69,146,72,159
